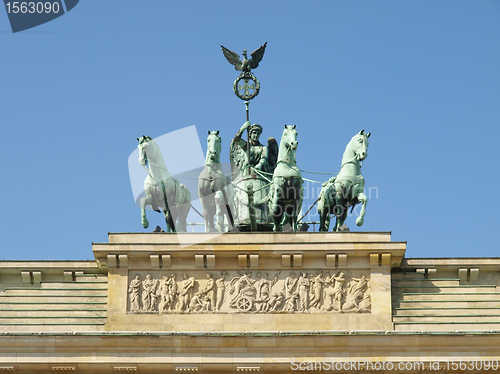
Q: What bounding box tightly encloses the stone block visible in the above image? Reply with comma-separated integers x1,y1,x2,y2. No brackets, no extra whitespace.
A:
281,255,291,267
470,268,479,281
326,254,335,267
32,271,42,285
206,254,216,268
163,254,172,267
293,254,302,267
338,253,347,267
63,271,74,282
370,254,379,266
21,271,31,284
150,255,160,269
238,255,247,268
195,255,204,267
249,254,259,267
107,254,117,268
458,268,468,281
118,254,128,268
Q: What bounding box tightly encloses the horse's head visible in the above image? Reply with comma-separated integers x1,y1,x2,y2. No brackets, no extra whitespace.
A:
282,125,299,151
137,135,153,167
206,130,221,162
350,130,371,161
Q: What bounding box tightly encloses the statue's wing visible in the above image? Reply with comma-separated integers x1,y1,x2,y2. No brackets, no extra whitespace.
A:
221,45,243,71
230,138,248,178
267,136,278,174
249,42,267,69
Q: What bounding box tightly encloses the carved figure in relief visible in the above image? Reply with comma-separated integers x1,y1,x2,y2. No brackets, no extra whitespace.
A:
161,274,178,311
326,271,346,312
283,292,299,312
282,272,298,299
177,274,196,311
255,281,271,312
142,274,159,312
297,272,310,312
215,271,228,311
254,271,280,312
309,272,326,310
268,291,285,312
229,271,255,307
189,294,210,312
195,273,216,311
229,271,261,312
128,274,142,312
343,275,370,312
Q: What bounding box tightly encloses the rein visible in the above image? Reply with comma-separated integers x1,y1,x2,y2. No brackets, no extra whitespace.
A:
340,154,363,170
276,143,294,165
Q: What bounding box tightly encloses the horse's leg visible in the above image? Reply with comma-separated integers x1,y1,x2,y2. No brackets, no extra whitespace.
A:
356,192,368,227
270,182,283,232
178,198,191,233
162,208,174,232
332,186,344,232
318,193,331,232
201,196,216,232
334,203,348,231
293,183,304,231
140,194,153,228
318,199,326,232
165,207,176,233
324,210,331,232
214,191,225,232
220,188,235,230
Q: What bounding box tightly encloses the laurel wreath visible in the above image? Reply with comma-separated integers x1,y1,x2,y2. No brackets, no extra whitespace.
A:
233,73,260,100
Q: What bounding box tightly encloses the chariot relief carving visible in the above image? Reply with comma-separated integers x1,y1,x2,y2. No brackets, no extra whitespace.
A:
127,270,371,314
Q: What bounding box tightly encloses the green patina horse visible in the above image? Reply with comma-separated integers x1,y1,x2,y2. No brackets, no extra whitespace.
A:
318,130,370,232
268,125,303,232
137,136,191,232
198,131,235,232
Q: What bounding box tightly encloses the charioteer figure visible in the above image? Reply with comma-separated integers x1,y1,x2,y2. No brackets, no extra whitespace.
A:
230,121,276,179
229,121,277,230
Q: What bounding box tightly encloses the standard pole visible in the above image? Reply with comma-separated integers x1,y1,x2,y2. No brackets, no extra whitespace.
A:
245,100,251,176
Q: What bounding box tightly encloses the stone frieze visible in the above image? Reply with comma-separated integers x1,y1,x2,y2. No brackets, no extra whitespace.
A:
128,270,370,314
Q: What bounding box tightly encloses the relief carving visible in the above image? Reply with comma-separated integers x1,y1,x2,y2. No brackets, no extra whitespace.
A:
127,270,371,314
142,274,159,312
178,274,196,312
128,275,142,313
161,274,178,311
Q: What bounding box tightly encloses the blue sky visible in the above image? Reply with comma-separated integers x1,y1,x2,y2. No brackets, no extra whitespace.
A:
1,1,499,260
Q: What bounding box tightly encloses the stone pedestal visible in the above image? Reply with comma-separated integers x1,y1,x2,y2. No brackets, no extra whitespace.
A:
92,232,405,332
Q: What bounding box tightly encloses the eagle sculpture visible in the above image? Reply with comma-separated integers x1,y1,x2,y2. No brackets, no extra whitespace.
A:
221,42,267,73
